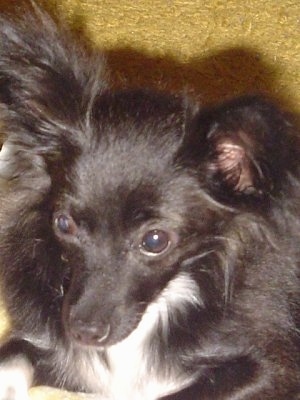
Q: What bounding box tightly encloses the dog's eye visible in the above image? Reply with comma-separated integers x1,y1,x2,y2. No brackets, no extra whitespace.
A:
54,214,77,236
140,229,172,256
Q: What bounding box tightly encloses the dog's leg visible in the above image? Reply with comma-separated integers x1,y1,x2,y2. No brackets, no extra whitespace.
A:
0,339,40,400
0,356,33,400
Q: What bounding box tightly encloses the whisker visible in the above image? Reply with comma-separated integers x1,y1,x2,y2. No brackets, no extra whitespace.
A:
180,250,215,268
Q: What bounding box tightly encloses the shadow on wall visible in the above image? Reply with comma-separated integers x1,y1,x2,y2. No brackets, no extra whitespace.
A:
0,0,296,111
105,46,282,106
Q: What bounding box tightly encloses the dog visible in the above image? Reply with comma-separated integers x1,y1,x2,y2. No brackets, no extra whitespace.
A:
0,4,299,400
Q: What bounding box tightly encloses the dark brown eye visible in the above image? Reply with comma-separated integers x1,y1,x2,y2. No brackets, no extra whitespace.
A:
54,214,77,236
140,229,172,256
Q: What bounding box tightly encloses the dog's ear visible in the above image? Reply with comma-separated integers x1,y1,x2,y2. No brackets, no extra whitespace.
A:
177,96,297,204
0,5,105,186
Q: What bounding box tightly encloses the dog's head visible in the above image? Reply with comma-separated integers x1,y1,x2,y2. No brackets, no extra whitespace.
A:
0,9,297,348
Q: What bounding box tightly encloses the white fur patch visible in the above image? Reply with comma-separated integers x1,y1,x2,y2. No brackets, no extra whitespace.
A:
72,272,202,400
107,272,202,399
0,142,13,179
0,357,33,400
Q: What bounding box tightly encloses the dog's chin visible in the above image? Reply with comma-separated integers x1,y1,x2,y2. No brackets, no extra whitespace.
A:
63,322,111,350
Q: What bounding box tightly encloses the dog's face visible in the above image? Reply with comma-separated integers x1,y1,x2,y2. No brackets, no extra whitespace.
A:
50,91,225,347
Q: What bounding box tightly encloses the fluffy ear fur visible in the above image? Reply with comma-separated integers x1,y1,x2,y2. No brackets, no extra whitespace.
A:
0,4,106,184
178,96,298,204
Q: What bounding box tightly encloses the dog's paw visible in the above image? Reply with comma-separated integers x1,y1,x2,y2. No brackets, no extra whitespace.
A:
0,358,33,400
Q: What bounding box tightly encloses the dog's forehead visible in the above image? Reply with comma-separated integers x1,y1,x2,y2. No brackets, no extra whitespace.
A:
63,90,198,221
73,104,184,191
65,131,202,228
74,137,175,200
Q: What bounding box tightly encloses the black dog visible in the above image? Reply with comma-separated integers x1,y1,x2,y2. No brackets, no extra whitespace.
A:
0,5,299,400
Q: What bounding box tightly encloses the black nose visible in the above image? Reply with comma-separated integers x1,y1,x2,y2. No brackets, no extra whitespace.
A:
69,319,110,346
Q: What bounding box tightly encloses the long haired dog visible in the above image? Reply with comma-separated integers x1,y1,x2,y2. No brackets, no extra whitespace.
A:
0,6,299,400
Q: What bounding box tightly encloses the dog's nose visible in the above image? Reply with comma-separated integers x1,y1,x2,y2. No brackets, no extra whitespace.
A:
69,319,111,347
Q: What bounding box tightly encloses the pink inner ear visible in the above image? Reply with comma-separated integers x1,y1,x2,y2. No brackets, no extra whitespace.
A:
214,139,254,193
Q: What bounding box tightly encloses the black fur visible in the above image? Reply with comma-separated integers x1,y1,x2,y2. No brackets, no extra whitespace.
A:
0,5,299,400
